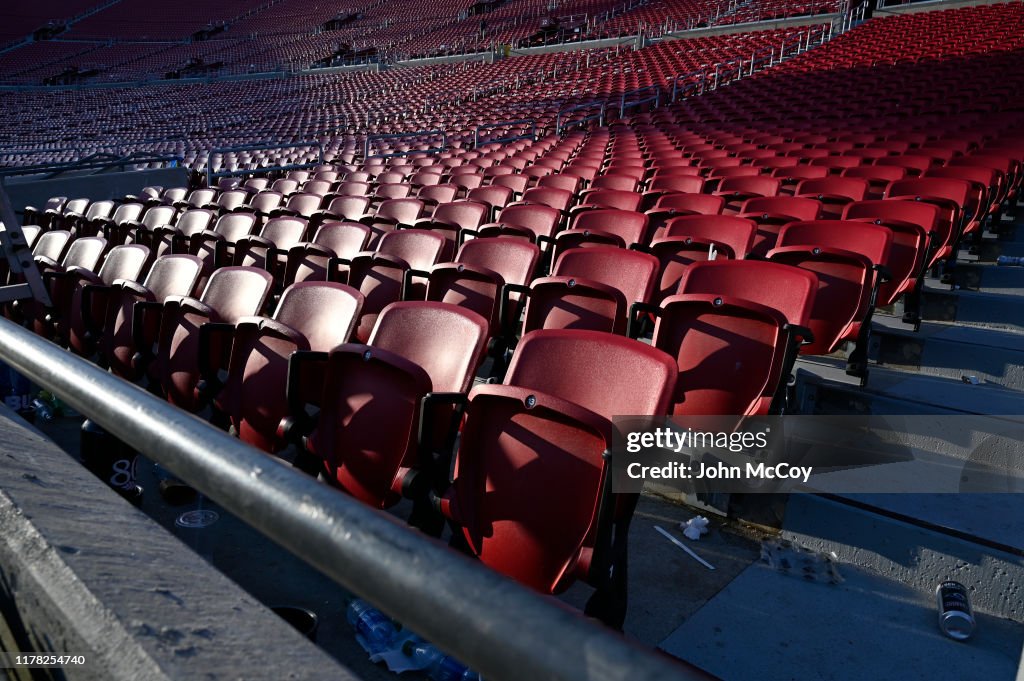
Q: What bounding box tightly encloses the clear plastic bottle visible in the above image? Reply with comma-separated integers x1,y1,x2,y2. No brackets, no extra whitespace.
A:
400,640,470,681
346,600,397,653
997,255,1022,266
31,398,54,422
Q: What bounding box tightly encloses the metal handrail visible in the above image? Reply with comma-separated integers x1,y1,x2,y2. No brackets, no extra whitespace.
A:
619,84,660,118
364,129,448,160
0,317,710,681
0,151,184,179
205,141,324,185
473,119,537,148
556,101,607,135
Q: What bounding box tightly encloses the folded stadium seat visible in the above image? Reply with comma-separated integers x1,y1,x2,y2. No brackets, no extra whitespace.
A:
601,166,647,183
584,175,640,195
537,174,583,194
640,175,707,212
714,176,782,213
771,165,830,194
451,174,485,196
201,281,364,453
842,165,908,200
237,191,285,221
98,254,204,380
125,186,163,208
635,259,816,418
301,179,333,197
467,185,514,220
516,186,575,214
361,198,426,247
1,230,70,315
645,192,728,239
122,205,178,247
567,189,643,220
844,148,889,162
414,200,490,260
270,179,299,196
766,221,893,381
243,178,270,193
26,236,108,336
50,200,91,232
211,190,249,214
63,244,150,356
490,174,530,199
149,209,215,260
187,212,260,278
522,165,555,183
925,166,1000,228
512,246,658,338
411,171,444,188
145,266,274,411
285,301,488,528
440,328,677,627
809,156,864,176
793,177,870,219
736,196,823,257
340,229,447,343
885,178,973,265
564,165,601,186
371,183,413,204
474,203,562,244
950,154,1017,204
270,192,325,220
418,185,460,214
647,214,757,304
232,216,309,271
65,200,114,236
177,189,218,211
708,166,765,183
283,222,371,289
90,202,143,242
311,195,373,229
416,237,541,343
842,200,940,329
375,171,406,186
25,196,66,229
547,209,648,263
336,181,372,197
875,154,938,177
751,157,800,172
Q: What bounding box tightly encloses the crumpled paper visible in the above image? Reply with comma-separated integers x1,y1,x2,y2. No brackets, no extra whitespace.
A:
679,515,710,540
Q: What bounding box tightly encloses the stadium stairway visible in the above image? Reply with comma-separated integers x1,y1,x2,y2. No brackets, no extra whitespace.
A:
656,205,1024,679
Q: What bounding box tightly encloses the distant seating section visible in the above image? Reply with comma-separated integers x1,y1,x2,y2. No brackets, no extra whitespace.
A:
4,0,1024,624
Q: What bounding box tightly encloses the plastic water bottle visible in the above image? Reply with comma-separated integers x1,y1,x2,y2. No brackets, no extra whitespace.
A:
400,640,471,681
997,255,1022,266
32,398,53,422
346,600,397,653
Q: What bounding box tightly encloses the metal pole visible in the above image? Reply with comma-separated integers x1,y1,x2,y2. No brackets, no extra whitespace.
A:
0,318,711,681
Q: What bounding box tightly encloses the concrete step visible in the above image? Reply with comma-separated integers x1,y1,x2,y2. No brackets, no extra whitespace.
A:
782,494,1024,623
794,357,1024,416
659,557,1024,680
829,316,1024,391
885,285,1024,334
950,262,1024,295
